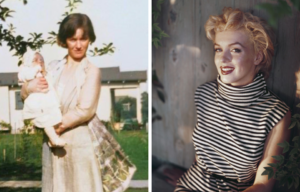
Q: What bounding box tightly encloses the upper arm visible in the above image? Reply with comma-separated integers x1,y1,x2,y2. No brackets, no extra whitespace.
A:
76,65,101,112
62,65,101,128
253,110,291,190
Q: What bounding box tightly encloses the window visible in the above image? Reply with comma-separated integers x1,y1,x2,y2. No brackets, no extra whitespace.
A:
15,91,24,110
122,103,130,111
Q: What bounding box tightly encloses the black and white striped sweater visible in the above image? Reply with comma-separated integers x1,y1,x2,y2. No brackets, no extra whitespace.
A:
176,73,289,192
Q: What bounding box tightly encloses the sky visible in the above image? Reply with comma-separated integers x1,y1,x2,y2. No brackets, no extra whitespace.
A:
0,0,148,73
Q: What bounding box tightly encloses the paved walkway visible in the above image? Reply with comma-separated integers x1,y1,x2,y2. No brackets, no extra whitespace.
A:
0,180,148,188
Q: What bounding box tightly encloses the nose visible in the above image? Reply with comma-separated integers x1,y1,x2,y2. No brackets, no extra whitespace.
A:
75,40,82,49
220,49,231,63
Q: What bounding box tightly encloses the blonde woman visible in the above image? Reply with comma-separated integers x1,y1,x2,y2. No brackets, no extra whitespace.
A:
175,7,291,192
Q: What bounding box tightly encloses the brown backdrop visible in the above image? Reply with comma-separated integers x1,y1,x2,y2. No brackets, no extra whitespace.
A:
152,0,300,191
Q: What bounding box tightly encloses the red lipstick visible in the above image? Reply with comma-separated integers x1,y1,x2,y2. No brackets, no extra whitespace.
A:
220,66,234,75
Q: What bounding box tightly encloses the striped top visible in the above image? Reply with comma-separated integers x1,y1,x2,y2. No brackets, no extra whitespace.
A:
176,73,289,191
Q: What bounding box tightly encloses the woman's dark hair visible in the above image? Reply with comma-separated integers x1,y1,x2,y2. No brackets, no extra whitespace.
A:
57,13,96,48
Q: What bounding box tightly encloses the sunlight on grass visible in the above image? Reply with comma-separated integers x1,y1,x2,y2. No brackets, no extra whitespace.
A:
112,130,148,180
0,130,148,180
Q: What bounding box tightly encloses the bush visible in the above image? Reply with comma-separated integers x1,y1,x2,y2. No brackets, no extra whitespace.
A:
0,121,12,134
122,119,141,131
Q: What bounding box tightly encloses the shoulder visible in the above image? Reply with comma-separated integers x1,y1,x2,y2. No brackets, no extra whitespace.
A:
86,61,101,80
263,89,290,131
264,89,289,112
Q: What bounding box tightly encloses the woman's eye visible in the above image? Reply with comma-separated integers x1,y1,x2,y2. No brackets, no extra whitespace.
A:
214,48,222,52
232,48,241,53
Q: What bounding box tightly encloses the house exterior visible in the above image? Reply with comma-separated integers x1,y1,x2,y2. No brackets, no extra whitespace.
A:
0,67,147,133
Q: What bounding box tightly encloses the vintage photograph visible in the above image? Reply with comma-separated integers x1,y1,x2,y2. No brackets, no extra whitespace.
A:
0,0,148,192
152,0,300,192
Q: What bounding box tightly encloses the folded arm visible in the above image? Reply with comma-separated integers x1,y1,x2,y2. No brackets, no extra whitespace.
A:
61,66,101,129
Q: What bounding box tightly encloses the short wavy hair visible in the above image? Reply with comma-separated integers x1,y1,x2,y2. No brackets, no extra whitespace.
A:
57,13,96,48
205,7,274,79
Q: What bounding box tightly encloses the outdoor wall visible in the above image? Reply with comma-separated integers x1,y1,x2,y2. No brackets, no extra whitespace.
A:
9,89,24,132
1,82,145,129
97,83,144,122
152,0,300,174
115,88,138,98
0,87,10,123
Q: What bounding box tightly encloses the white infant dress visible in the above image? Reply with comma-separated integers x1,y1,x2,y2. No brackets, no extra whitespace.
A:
18,51,62,128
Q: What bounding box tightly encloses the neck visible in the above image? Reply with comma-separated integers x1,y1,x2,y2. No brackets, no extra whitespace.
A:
229,77,254,87
228,72,256,87
66,55,85,67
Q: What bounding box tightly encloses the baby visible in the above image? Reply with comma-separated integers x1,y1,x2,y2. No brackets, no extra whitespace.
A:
18,49,66,147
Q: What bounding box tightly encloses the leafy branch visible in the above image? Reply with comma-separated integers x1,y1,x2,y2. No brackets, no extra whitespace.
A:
255,1,300,189
89,43,115,56
47,0,83,44
152,0,168,122
0,0,115,66
152,0,168,48
255,0,300,28
152,70,164,122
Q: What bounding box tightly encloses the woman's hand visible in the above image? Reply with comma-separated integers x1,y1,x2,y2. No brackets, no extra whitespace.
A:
21,77,49,100
27,77,49,93
55,123,67,135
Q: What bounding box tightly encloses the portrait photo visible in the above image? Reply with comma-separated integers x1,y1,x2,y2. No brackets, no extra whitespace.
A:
0,0,148,192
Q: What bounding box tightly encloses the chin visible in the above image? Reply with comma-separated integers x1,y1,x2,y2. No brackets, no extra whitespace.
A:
72,54,85,60
219,74,239,85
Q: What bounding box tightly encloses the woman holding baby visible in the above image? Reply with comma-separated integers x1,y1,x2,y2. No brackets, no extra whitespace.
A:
21,14,123,192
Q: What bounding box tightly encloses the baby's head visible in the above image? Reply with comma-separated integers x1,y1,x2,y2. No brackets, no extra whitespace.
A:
22,49,45,72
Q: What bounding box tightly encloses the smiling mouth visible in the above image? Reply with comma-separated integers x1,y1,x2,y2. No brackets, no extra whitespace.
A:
220,66,235,75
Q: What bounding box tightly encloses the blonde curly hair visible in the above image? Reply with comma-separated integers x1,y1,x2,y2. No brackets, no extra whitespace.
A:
205,7,274,79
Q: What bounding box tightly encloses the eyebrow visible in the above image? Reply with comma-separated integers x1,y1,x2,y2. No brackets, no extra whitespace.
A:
214,42,245,48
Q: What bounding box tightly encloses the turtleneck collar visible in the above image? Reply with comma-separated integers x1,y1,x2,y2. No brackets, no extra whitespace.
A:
216,73,267,107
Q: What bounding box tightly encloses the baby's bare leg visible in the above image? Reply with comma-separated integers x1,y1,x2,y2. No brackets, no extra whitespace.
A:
44,126,66,147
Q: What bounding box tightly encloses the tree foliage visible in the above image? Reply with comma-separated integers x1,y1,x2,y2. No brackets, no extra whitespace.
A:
0,0,115,65
152,0,167,123
261,103,300,189
255,1,300,189
0,120,11,133
255,0,300,28
113,96,137,122
152,0,168,48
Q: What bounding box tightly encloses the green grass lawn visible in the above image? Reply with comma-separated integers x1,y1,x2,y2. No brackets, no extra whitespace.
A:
0,133,42,181
112,130,148,180
0,129,148,180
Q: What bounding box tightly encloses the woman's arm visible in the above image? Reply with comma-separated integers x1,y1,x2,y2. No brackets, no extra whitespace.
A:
20,77,49,100
243,110,291,192
60,65,101,129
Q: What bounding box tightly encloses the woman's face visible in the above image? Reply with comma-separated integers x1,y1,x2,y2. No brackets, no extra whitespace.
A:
214,29,261,86
66,28,90,61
